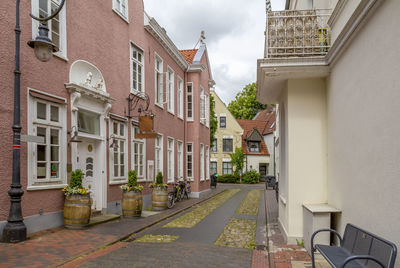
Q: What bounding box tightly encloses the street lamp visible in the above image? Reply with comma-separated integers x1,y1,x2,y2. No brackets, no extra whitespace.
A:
2,0,65,243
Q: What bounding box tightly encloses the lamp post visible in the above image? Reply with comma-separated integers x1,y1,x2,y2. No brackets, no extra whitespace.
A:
2,0,65,243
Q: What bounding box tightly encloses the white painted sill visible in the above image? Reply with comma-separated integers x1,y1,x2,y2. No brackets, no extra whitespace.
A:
27,184,68,191
112,8,129,24
109,179,128,185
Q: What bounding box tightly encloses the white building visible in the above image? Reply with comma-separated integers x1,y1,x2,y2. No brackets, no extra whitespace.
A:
257,0,400,262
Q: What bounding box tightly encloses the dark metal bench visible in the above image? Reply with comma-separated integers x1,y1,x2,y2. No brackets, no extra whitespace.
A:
311,224,397,268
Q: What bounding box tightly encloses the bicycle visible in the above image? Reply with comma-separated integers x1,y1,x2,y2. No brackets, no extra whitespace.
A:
167,180,191,208
167,181,183,208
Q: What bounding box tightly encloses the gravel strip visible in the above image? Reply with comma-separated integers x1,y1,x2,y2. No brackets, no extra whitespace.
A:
236,189,261,215
163,189,241,228
215,218,257,249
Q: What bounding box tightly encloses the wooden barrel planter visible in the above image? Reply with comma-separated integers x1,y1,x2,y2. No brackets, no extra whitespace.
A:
64,194,91,229
122,190,143,217
152,188,168,211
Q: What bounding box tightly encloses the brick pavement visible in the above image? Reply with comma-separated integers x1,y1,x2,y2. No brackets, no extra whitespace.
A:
251,249,269,268
264,190,313,268
0,188,223,268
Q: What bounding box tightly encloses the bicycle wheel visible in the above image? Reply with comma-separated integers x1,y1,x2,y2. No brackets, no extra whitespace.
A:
167,192,175,208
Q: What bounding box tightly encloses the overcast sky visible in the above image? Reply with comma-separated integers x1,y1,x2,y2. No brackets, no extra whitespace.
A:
144,0,286,105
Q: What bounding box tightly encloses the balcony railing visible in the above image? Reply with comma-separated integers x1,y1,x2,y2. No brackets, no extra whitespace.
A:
266,9,331,58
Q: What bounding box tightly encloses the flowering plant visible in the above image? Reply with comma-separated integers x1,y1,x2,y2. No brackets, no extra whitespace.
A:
62,169,90,196
120,170,143,192
150,172,168,189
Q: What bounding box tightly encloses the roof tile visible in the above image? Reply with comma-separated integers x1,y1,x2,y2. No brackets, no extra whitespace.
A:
180,49,198,64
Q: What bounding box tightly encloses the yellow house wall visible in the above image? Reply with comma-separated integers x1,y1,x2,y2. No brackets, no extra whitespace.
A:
210,91,243,175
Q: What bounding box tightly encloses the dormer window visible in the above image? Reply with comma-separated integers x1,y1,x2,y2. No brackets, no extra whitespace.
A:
248,141,260,152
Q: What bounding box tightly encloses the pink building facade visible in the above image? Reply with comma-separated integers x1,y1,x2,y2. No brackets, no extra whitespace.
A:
0,0,213,234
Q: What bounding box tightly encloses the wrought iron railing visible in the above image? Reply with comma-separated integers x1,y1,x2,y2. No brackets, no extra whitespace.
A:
266,9,332,58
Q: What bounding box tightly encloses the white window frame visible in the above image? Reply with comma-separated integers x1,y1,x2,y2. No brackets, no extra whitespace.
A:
210,161,217,176
155,54,164,108
167,137,174,183
205,94,210,127
132,127,146,181
200,143,205,181
206,146,209,180
223,162,233,175
130,43,145,94
112,0,129,22
223,138,233,153
177,77,184,119
186,83,193,121
166,67,175,114
27,90,67,190
177,140,183,181
186,142,193,181
110,120,128,183
200,86,205,124
155,134,163,176
32,0,67,60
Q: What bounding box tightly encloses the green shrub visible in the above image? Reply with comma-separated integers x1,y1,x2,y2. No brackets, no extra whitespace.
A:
156,172,164,184
242,170,260,184
217,174,240,184
128,170,138,187
70,169,83,188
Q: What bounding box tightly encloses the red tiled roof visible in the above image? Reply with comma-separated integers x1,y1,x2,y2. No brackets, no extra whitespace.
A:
180,49,198,64
253,110,276,135
237,120,270,155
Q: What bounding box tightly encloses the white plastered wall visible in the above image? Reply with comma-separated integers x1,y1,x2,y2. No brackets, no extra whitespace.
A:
326,0,400,260
284,78,328,243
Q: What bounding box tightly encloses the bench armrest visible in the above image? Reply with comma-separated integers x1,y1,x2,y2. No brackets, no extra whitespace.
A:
340,255,385,268
311,228,343,252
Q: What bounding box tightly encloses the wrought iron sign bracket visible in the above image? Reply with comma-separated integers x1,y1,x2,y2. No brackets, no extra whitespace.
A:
125,92,152,119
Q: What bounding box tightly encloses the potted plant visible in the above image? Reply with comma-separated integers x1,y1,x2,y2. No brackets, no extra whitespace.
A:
62,169,91,229
150,172,168,210
121,170,144,217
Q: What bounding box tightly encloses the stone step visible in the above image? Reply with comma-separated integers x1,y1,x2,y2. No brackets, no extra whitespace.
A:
88,214,120,227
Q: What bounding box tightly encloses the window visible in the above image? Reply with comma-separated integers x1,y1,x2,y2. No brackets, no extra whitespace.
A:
131,44,144,93
223,138,233,153
177,141,183,180
200,87,205,124
111,121,127,181
211,139,217,152
33,0,67,58
167,68,174,113
206,146,209,180
155,134,163,176
187,143,193,180
210,161,217,175
155,55,163,106
167,138,174,183
78,110,100,135
220,116,226,128
132,127,146,180
29,97,66,187
248,141,260,152
205,94,210,127
177,78,183,119
200,144,204,181
223,162,233,175
187,83,193,120
113,0,128,20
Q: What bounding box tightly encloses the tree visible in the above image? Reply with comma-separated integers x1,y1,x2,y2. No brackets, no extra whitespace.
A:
228,82,267,120
230,148,245,177
210,94,218,146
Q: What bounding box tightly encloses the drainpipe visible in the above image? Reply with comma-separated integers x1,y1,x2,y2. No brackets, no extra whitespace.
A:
273,136,276,178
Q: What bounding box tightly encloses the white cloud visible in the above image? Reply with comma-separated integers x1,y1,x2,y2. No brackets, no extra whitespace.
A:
144,0,285,104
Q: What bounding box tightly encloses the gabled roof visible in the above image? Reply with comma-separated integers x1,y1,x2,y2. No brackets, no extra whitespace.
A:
180,49,198,64
237,120,270,155
253,109,276,135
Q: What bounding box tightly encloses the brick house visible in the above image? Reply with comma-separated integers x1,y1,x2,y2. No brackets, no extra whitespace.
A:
0,0,213,235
